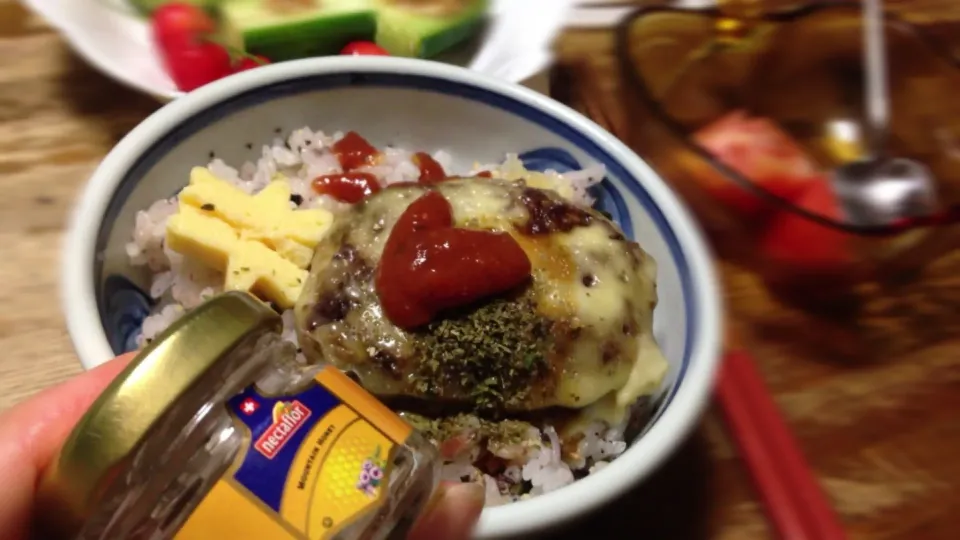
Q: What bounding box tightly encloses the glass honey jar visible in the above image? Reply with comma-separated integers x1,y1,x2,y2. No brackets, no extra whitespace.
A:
34,291,441,540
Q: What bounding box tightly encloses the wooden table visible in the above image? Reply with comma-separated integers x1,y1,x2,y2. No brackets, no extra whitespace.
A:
2,1,959,538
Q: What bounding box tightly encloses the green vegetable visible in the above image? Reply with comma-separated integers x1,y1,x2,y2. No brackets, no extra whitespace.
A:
214,0,489,61
374,0,489,58
219,0,377,61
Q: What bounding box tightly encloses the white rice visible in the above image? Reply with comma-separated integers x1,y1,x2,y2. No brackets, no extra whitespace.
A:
124,126,615,504
432,418,629,506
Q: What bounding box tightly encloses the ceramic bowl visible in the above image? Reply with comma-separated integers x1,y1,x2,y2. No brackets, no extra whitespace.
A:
60,56,722,538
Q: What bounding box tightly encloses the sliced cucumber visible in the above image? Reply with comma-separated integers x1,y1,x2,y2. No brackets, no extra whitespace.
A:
374,0,488,58
220,0,377,60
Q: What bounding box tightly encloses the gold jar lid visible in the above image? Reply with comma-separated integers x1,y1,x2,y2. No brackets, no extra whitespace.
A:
35,291,284,539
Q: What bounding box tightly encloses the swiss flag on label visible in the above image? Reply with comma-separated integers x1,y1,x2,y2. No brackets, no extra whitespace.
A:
240,397,259,415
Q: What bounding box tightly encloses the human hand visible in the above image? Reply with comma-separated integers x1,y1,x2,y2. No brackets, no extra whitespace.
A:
0,354,483,540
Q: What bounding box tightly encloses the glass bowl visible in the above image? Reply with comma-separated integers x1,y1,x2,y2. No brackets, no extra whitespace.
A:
615,1,960,304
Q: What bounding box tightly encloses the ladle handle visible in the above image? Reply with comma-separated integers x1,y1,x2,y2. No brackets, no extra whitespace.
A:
863,0,889,156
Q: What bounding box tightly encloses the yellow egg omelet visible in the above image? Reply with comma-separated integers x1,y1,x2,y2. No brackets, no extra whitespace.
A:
165,167,333,308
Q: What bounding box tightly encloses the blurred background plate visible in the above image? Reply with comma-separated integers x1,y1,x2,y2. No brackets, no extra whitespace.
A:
20,0,570,101
615,1,960,304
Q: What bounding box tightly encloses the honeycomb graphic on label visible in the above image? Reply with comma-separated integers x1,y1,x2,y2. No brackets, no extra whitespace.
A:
317,421,393,521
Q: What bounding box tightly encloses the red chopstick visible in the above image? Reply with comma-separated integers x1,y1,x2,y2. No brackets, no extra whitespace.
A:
716,350,847,540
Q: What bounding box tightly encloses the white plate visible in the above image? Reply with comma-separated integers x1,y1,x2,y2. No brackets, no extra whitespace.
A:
21,0,578,101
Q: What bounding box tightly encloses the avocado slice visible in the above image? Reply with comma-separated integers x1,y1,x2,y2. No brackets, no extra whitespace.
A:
220,0,377,61
374,0,488,58
127,0,222,17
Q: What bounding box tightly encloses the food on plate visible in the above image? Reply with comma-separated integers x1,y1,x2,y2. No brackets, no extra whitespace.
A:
691,109,823,217
341,41,391,56
151,3,274,90
150,1,217,47
129,0,218,17
690,109,853,272
151,3,234,91
758,178,852,272
159,40,234,92
125,128,668,505
139,1,489,90
218,0,378,61
231,54,271,72
375,0,488,58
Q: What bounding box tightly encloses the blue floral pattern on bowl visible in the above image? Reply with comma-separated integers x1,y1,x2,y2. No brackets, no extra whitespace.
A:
518,147,633,237
102,147,623,355
101,275,153,354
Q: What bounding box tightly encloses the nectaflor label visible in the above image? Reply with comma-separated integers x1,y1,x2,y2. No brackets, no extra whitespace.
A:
254,400,312,459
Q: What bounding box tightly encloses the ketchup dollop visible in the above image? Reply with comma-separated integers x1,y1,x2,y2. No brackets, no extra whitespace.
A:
384,181,420,189
319,133,494,204
412,152,447,184
333,131,379,171
312,172,382,203
376,191,532,330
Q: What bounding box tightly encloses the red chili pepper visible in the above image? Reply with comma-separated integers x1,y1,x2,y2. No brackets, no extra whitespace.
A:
476,171,493,178
376,191,532,330
312,172,382,204
412,152,448,184
340,41,391,56
332,131,380,171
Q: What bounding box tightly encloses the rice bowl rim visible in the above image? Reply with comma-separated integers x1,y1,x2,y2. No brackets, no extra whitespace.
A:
61,56,723,538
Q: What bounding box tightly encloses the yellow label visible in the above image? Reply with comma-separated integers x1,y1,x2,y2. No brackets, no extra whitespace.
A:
175,367,413,539
315,367,413,444
176,481,301,540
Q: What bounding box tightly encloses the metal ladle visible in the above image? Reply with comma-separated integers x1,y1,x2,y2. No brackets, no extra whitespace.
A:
830,0,938,228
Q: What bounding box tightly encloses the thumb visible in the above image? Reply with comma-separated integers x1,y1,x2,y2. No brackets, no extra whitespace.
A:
407,482,485,540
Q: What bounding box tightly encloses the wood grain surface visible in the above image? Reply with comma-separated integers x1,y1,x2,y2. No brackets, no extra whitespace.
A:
1,1,958,539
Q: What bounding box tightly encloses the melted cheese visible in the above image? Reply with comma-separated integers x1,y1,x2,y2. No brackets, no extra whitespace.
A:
558,392,626,439
554,339,630,406
617,334,669,408
559,336,669,438
179,167,332,269
522,172,576,201
447,181,520,226
296,178,669,414
166,205,307,309
563,224,634,327
485,157,577,201
554,222,668,415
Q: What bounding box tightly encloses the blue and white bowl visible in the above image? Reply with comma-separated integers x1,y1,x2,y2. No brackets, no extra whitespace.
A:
61,56,723,538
